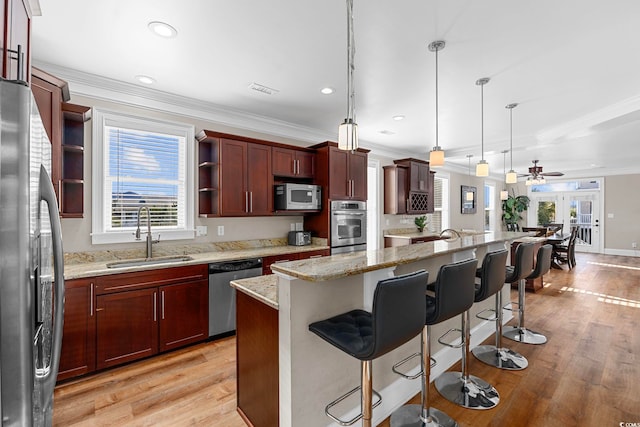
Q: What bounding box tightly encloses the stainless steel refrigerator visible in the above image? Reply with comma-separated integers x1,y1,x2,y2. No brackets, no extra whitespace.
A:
0,79,65,426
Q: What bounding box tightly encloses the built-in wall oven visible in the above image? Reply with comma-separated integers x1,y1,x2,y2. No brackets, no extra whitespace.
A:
330,200,367,254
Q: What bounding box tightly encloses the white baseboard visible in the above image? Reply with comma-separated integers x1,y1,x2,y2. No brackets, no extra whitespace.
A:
604,248,640,257
326,311,514,427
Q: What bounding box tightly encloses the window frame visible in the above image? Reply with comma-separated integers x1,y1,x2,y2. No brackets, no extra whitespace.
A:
431,173,450,232
91,109,195,245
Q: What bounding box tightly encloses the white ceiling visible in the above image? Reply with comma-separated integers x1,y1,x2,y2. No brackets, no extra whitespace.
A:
31,0,640,179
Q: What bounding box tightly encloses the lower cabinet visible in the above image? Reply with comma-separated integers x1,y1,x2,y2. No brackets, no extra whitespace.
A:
58,264,209,381
262,249,329,275
58,278,96,381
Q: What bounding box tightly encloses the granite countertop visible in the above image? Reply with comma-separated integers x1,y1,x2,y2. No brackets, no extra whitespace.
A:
271,231,531,282
383,228,486,239
230,275,278,310
64,241,329,280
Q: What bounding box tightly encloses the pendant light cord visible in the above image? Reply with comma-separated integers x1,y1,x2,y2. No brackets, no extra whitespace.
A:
346,0,355,122
509,106,513,170
435,46,439,148
481,83,484,161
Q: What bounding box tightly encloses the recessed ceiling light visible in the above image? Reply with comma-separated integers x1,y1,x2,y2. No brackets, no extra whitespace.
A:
392,115,405,121
321,87,334,95
135,75,156,85
379,130,396,135
148,21,178,38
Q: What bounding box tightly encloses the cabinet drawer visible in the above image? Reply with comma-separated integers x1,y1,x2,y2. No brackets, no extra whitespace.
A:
96,264,207,294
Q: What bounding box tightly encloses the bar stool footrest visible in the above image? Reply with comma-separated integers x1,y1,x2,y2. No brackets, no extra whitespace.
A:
392,352,430,380
437,328,464,349
502,301,520,312
475,307,498,321
325,385,382,426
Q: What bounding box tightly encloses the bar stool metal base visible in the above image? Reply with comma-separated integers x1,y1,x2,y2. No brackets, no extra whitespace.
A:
390,404,458,427
471,345,528,370
435,372,499,410
502,326,547,345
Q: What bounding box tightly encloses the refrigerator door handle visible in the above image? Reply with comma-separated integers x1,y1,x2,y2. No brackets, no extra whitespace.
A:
36,165,65,404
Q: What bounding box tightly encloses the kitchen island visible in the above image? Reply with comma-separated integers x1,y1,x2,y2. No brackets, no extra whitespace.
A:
234,231,530,427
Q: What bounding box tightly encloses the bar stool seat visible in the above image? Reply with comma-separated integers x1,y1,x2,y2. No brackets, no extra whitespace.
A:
309,270,428,427
503,244,552,345
471,249,528,370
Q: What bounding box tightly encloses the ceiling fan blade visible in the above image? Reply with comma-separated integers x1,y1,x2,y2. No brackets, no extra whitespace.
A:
541,172,564,176
517,174,529,177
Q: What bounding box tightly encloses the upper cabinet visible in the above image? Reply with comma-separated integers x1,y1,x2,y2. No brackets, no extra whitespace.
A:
2,0,31,81
384,158,434,214
31,67,89,218
197,130,273,217
272,147,315,179
311,142,368,202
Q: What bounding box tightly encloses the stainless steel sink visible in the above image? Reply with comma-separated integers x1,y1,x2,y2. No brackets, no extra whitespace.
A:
106,255,193,269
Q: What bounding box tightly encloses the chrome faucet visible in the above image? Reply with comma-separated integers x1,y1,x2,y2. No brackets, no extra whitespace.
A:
439,228,461,239
135,206,159,258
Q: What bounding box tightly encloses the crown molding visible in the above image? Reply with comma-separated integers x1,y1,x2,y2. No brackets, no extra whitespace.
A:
32,61,339,145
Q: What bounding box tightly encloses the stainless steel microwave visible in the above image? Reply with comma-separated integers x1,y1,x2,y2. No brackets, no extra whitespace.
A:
274,184,321,211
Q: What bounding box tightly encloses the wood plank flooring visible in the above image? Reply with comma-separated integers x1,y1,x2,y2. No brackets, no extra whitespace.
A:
53,253,640,427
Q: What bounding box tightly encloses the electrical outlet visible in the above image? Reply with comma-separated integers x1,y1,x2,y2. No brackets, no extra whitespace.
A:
217,225,224,236
633,242,638,249
295,222,303,231
196,226,207,237
290,223,296,231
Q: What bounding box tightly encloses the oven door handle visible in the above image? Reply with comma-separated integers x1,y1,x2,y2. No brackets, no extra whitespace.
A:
332,211,365,216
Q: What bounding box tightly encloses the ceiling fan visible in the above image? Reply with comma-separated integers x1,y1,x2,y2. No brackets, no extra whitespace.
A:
519,160,564,184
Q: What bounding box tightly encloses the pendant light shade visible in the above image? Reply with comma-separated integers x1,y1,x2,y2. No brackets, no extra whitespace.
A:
505,103,518,183
476,77,490,177
338,0,358,151
428,40,446,166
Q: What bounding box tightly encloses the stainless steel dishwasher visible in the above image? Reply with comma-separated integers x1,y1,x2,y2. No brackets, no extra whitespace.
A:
208,258,263,338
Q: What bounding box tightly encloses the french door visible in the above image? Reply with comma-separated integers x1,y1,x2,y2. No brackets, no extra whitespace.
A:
528,191,601,253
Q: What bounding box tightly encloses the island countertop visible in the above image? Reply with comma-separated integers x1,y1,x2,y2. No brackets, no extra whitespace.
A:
230,274,278,310
271,231,532,282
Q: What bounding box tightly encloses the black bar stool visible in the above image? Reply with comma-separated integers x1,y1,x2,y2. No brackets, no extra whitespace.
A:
431,258,500,410
472,249,529,370
390,259,479,427
309,270,428,427
503,244,552,345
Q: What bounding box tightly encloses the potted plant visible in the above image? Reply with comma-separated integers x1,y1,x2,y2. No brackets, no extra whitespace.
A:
414,215,428,233
502,191,530,230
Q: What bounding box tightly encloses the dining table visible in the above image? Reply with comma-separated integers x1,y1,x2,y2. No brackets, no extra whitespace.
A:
545,231,572,269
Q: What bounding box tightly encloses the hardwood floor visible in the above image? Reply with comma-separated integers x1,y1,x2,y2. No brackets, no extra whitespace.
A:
53,253,640,427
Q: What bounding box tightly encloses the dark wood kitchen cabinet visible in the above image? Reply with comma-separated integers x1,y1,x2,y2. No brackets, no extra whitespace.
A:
94,264,208,370
196,131,273,217
310,141,368,202
2,0,31,81
262,248,329,275
384,158,434,214
220,139,273,216
272,146,316,178
58,278,96,381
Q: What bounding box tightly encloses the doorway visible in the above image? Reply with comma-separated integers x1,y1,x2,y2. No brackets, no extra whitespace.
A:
528,191,601,253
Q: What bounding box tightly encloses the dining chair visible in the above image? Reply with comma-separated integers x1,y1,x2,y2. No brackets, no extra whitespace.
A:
554,226,579,270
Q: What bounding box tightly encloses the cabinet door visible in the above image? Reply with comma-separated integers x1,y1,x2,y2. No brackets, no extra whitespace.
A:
159,280,208,352
220,139,248,216
246,143,272,215
295,151,316,178
272,147,296,177
96,288,158,370
58,278,96,381
348,151,368,201
328,147,349,200
298,249,329,260
262,253,300,275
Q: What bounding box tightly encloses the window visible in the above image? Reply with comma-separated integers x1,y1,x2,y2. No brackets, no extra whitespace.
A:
484,183,496,231
92,109,195,244
430,175,449,232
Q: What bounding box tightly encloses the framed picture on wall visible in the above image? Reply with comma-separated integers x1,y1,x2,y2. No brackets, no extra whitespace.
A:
461,185,476,214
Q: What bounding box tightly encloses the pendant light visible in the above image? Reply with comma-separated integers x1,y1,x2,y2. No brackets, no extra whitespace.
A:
505,103,518,184
475,77,490,177
500,150,509,200
428,40,445,166
338,0,358,151
466,154,474,201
